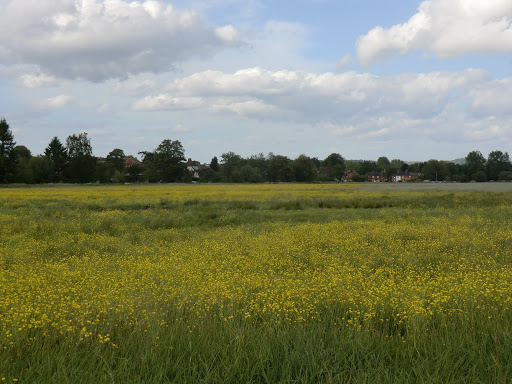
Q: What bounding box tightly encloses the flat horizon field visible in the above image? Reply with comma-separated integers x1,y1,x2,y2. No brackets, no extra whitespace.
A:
1,183,512,383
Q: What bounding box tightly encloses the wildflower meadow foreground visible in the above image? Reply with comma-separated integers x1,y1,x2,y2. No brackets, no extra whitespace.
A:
1,183,512,383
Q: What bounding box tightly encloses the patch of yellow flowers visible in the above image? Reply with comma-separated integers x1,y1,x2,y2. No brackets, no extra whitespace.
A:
1,184,512,345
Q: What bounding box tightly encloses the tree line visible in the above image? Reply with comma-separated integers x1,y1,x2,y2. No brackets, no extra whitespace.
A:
1,118,511,184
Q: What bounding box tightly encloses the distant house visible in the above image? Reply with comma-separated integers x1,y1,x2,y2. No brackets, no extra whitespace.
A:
367,171,386,182
392,171,421,182
125,157,142,168
343,170,358,181
186,158,200,179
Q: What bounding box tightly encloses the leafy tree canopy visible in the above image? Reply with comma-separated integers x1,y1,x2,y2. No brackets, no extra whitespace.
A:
66,132,93,159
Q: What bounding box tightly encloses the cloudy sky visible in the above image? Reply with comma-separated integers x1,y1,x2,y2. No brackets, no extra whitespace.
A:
1,0,511,162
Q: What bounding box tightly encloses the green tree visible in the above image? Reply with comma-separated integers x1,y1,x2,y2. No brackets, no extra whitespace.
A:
390,159,404,170
345,160,362,174
65,132,96,183
15,156,53,184
486,150,510,181
267,154,295,182
377,156,390,170
210,156,219,171
13,145,33,183
293,154,317,182
199,167,222,183
322,153,345,180
473,170,487,182
465,151,486,180
220,152,243,183
247,153,268,180
238,164,263,183
106,148,126,172
423,160,449,181
126,164,143,183
359,161,377,175
45,137,68,182
0,118,16,183
94,162,115,183
154,139,186,182
13,145,32,160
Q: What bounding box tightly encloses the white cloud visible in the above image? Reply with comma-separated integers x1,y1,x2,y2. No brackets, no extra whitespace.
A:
0,0,240,81
19,73,57,88
129,66,507,144
209,99,277,117
215,25,240,43
136,67,487,120
327,123,357,137
112,80,156,97
358,0,512,66
173,124,192,133
469,78,512,116
39,94,72,109
132,95,203,111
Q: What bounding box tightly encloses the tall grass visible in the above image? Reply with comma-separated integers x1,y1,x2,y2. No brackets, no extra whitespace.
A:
1,184,512,383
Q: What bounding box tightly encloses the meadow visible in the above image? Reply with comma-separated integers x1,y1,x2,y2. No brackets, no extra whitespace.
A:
1,183,512,383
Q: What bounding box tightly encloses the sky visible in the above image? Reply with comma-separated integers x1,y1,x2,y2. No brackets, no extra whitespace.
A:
0,0,511,163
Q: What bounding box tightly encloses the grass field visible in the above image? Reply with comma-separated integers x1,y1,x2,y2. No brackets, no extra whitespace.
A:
1,183,512,383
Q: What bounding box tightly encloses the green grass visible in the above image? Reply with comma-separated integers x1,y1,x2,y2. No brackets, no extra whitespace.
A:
1,184,512,383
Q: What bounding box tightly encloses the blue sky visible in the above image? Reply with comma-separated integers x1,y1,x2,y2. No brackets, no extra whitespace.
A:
1,0,511,163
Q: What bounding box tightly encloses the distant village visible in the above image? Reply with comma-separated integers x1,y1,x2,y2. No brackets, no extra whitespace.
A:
1,119,510,184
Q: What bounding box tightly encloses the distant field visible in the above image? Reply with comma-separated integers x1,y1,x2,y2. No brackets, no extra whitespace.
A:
1,184,512,383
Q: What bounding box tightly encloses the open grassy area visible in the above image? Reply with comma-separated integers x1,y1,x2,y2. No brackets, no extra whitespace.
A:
1,183,512,383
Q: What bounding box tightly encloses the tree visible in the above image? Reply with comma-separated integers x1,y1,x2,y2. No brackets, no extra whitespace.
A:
359,160,377,175
238,164,263,183
126,164,143,183
154,139,186,182
94,162,115,183
13,145,33,183
323,153,345,180
390,159,403,170
16,156,53,184
377,156,390,170
246,153,268,180
486,150,510,181
465,151,486,180
13,145,32,160
67,132,93,158
0,118,16,183
65,132,96,183
45,137,68,182
323,153,345,168
210,156,219,171
267,154,295,182
200,167,222,183
423,160,449,181
220,152,243,183
345,160,362,174
293,154,317,182
106,148,126,172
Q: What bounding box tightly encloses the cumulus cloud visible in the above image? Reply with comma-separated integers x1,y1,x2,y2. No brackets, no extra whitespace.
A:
131,66,506,143
132,95,203,111
39,94,72,109
358,0,512,66
0,0,240,81
469,78,512,116
136,66,487,118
